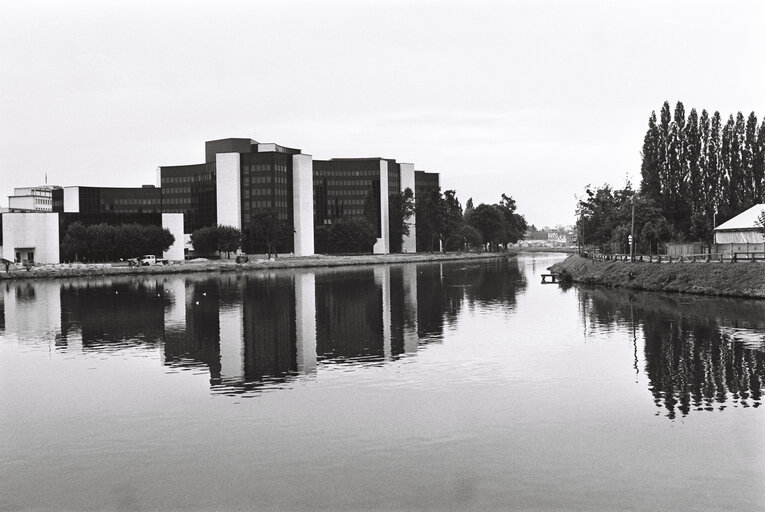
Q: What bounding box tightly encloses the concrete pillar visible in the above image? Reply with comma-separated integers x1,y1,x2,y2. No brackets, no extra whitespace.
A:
161,213,185,261
292,154,315,256
215,152,241,229
373,160,390,254
63,187,80,213
400,163,416,253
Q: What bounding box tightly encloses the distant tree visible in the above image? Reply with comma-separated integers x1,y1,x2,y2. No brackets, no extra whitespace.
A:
466,204,504,251
61,222,174,262
327,217,377,253
245,210,292,258
388,187,415,253
216,225,241,258
640,111,663,201
455,224,483,251
190,226,219,255
416,188,446,252
61,222,89,262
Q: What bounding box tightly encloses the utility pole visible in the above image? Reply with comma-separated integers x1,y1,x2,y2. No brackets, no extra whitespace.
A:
630,196,636,263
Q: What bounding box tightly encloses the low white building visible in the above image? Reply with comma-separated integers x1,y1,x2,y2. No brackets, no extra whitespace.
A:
714,204,765,243
714,204,765,254
0,211,185,264
8,186,59,212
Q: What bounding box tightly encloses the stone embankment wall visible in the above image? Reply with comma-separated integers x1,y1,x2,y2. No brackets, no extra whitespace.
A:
0,252,511,281
550,255,765,299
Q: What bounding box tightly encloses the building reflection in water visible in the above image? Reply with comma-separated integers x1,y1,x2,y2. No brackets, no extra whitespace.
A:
0,257,522,396
579,288,765,418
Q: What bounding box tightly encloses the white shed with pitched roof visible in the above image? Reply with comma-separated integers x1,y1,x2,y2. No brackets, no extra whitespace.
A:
714,204,765,244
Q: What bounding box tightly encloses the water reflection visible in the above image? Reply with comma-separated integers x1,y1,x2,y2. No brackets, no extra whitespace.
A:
579,288,765,418
0,258,524,396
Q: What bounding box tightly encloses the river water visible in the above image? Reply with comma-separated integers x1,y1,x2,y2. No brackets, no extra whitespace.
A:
1,254,763,511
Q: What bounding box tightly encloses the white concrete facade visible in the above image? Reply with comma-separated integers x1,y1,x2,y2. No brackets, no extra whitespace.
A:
1,212,60,264
161,213,185,261
292,154,315,256
373,160,390,254
399,163,416,253
215,152,241,230
63,187,80,212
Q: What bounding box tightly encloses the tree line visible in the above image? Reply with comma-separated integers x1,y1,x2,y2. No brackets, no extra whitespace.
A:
61,222,175,262
186,189,529,258
641,100,765,242
578,100,765,254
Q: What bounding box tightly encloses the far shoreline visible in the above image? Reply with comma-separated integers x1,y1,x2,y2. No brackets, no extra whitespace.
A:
0,251,534,281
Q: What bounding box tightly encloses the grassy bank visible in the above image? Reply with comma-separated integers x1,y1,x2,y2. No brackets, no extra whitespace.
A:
0,252,512,281
550,255,765,299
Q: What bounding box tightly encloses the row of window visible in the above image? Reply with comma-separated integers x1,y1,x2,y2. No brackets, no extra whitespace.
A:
243,164,288,172
163,174,213,183
244,176,289,185
314,169,381,177
317,179,376,187
244,189,288,198
243,200,290,209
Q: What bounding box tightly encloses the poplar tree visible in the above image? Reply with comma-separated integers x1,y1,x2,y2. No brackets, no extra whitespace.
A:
754,119,765,203
732,112,747,208
744,112,758,201
640,111,662,201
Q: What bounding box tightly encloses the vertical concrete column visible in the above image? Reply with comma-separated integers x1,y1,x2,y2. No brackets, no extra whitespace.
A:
292,154,315,256
218,302,244,385
373,160,390,254
400,163,416,253
294,271,317,375
374,266,392,360
215,152,241,229
155,166,162,188
63,187,80,213
161,213,185,261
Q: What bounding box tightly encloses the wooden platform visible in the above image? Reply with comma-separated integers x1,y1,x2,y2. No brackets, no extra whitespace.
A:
541,273,558,284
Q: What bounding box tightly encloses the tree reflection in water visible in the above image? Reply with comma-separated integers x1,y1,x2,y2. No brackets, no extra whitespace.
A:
579,288,765,418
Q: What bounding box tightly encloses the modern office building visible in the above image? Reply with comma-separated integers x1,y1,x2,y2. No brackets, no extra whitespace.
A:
159,138,313,256
1,135,440,263
313,157,416,253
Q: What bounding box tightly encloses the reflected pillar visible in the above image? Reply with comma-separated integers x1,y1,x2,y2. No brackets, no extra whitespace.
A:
4,281,62,344
218,303,244,385
403,264,419,354
374,266,392,361
295,272,317,375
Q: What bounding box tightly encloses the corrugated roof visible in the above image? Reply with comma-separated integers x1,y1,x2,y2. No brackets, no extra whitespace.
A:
715,204,765,231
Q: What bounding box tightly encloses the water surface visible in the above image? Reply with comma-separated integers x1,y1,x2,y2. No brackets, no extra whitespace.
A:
1,254,763,510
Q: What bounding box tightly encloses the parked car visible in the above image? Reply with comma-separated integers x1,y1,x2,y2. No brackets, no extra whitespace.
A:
140,255,169,266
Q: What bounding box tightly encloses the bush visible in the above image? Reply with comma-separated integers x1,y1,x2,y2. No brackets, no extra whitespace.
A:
317,217,378,254
61,222,175,262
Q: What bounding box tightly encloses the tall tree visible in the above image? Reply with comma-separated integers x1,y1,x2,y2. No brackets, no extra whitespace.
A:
640,111,662,201
754,119,765,203
744,112,759,202
388,187,415,253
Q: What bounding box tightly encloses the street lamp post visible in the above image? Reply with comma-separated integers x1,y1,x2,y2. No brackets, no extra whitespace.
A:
630,196,636,263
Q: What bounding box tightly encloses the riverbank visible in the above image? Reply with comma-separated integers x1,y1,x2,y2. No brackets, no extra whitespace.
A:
550,255,765,299
0,252,513,281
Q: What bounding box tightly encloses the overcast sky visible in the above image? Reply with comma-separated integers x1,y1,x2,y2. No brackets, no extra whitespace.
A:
2,0,764,228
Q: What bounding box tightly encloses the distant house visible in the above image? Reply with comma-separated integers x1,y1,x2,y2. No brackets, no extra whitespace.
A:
714,204,765,244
